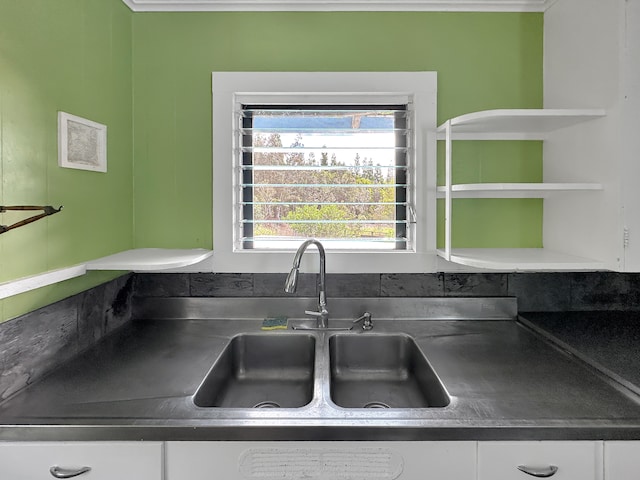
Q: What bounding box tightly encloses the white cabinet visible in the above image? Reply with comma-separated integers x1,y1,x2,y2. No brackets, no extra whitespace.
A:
437,109,606,271
478,441,603,480
0,442,163,480
604,442,640,480
4,439,640,479
165,441,476,480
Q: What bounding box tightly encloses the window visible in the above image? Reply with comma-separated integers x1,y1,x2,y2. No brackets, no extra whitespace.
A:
212,72,437,273
239,104,410,251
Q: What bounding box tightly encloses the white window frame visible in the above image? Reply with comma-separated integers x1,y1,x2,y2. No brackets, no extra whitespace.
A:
212,72,437,273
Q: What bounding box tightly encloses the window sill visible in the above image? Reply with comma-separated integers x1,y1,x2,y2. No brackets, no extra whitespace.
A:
209,250,437,273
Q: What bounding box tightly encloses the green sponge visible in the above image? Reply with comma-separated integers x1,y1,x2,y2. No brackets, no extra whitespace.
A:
261,316,288,330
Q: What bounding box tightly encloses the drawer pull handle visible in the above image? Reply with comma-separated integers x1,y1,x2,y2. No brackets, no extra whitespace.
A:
49,466,92,478
517,465,559,478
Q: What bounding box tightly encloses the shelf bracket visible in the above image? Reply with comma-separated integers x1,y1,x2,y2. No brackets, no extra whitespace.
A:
0,205,63,235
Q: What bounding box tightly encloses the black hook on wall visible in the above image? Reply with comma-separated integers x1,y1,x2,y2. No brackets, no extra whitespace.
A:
0,205,63,234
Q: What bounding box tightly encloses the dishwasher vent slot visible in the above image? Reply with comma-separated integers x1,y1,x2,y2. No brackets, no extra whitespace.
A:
239,448,404,479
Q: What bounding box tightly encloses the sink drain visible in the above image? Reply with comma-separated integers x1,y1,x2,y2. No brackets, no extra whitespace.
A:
253,401,281,409
363,401,391,409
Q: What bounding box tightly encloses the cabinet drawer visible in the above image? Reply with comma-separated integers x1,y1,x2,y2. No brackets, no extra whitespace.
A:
166,441,476,480
478,441,603,480
0,442,163,480
605,441,640,480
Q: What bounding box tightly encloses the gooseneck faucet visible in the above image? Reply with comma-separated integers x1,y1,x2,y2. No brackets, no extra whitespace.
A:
284,239,328,328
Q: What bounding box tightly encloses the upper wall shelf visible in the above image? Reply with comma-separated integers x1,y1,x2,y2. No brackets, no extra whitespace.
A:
436,109,606,140
86,248,213,271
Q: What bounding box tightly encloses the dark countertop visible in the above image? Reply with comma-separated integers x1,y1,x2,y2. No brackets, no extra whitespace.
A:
519,311,640,396
1,298,640,442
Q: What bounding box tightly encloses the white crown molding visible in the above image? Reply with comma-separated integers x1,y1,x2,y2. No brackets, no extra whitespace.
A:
121,0,553,13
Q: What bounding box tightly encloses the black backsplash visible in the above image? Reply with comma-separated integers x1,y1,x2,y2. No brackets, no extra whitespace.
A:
0,275,133,402
135,271,640,312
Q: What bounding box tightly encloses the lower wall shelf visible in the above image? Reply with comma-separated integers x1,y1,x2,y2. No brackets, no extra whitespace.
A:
0,249,214,301
0,265,87,301
436,248,607,271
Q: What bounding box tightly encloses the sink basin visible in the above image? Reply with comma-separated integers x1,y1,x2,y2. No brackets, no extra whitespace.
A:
194,333,315,408
329,334,450,409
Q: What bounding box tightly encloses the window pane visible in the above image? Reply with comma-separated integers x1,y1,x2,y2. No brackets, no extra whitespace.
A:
241,106,408,250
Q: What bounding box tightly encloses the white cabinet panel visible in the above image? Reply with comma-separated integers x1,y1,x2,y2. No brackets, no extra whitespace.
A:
544,0,640,272
166,441,476,480
478,441,603,480
620,0,640,271
604,441,640,480
0,442,163,480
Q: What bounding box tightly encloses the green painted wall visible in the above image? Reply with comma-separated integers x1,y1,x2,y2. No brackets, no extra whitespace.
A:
0,0,134,322
132,12,544,251
0,8,543,321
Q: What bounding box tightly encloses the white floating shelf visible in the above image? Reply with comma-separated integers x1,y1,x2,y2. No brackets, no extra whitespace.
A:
436,109,606,140
437,248,606,271
86,248,213,271
0,249,214,300
436,183,603,199
0,265,87,301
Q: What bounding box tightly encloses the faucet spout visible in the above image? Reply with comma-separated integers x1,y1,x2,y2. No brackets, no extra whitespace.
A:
284,239,328,328
283,267,299,294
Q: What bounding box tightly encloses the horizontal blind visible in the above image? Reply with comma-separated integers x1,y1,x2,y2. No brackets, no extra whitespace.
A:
236,105,413,250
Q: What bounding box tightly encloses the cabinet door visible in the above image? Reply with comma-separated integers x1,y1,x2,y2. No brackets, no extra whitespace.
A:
166,441,476,480
478,441,603,480
0,442,163,480
605,441,640,480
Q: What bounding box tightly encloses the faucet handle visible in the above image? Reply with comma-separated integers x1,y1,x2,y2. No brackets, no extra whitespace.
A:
305,308,329,329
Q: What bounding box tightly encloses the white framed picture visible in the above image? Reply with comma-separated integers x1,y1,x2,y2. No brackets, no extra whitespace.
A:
58,111,107,172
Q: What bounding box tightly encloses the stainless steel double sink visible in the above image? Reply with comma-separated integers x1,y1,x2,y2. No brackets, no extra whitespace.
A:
193,332,450,410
